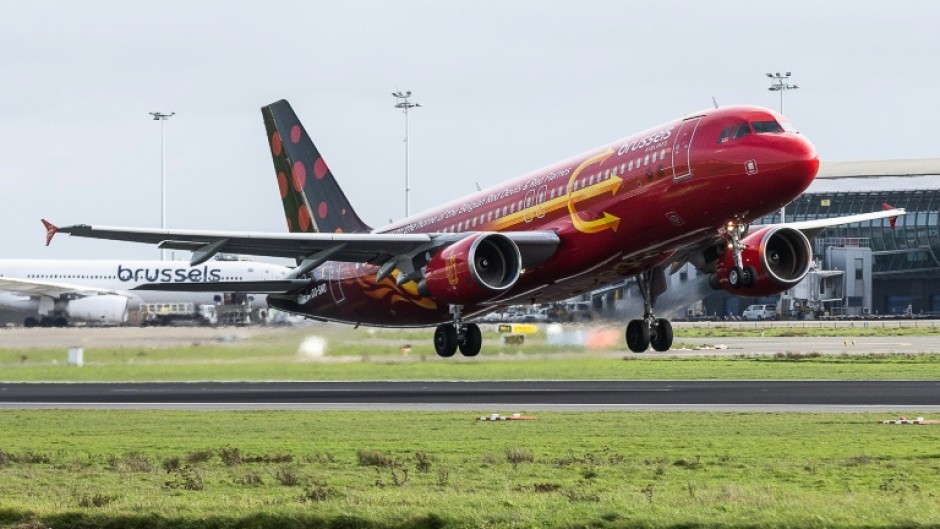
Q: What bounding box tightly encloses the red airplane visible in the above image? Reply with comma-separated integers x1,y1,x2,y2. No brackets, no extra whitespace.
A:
45,100,903,355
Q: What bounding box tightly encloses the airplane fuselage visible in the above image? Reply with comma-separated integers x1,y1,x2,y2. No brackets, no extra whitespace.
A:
268,105,819,325
0,259,290,323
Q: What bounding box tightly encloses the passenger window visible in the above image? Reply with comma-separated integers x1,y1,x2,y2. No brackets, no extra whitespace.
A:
753,120,784,134
733,124,751,139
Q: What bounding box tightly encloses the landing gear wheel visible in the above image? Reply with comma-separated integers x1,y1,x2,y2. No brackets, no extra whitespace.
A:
458,323,482,357
650,318,673,352
24,317,38,328
626,319,650,353
728,266,743,288
434,324,458,358
742,266,757,288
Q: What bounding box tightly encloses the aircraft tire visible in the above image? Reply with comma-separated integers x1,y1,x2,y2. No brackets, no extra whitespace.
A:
650,318,673,352
626,319,650,352
742,266,757,288
434,324,458,358
24,317,38,328
728,266,743,288
459,323,482,357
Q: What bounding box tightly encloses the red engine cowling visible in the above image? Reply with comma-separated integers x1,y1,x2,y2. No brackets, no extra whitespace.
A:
712,226,812,297
424,233,522,305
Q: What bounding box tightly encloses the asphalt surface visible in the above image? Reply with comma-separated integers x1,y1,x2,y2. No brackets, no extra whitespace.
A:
2,381,939,411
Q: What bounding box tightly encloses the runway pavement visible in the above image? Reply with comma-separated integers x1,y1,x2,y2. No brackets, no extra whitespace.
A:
2,381,939,411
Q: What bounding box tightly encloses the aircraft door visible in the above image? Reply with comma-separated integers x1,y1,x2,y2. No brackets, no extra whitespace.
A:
523,189,537,222
535,185,548,218
672,117,702,182
327,262,346,304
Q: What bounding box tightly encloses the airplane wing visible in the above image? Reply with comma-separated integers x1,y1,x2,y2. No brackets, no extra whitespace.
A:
0,277,124,298
671,207,906,275
760,207,906,238
43,220,561,275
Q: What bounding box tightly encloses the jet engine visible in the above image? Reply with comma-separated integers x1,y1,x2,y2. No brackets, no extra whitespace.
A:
67,295,130,324
423,233,522,305
711,227,812,297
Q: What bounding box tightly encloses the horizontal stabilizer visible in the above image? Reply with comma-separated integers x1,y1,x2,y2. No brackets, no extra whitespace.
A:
132,279,312,294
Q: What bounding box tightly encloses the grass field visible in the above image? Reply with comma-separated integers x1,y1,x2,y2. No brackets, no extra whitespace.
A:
1,410,938,529
2,326,940,381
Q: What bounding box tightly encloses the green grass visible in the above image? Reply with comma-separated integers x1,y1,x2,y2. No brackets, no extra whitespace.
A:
2,353,940,381
674,324,940,338
2,326,940,381
0,410,938,528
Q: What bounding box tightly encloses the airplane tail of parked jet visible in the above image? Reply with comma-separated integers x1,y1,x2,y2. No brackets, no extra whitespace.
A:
262,100,372,235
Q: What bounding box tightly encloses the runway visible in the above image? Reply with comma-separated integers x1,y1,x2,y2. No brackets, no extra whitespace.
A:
2,381,939,411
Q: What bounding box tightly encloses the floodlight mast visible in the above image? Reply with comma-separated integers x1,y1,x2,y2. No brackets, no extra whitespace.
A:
392,91,421,218
149,111,175,260
765,72,799,223
766,71,799,114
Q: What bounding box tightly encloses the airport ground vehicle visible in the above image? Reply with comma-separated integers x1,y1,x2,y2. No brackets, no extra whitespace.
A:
742,304,777,321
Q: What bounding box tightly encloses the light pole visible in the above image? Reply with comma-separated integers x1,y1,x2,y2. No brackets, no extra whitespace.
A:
150,111,175,260
766,72,799,222
392,91,421,218
766,71,799,115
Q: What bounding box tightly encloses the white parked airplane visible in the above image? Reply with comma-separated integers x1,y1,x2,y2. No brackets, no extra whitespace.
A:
0,258,290,327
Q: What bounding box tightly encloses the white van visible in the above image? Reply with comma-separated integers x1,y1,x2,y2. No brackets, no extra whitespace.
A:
742,304,776,321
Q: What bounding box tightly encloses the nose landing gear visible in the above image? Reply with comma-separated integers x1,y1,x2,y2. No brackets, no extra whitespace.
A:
725,220,756,289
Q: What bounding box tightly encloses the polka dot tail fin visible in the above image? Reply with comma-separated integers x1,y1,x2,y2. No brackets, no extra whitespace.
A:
261,100,372,235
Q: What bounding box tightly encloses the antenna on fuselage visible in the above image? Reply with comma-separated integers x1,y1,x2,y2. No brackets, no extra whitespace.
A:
711,96,719,109
475,182,482,191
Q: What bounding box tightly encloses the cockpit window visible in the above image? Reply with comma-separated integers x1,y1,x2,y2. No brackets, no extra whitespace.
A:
753,120,784,134
718,126,734,143
779,119,798,133
732,123,751,139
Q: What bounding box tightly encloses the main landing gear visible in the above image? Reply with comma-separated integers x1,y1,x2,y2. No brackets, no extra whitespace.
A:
625,268,674,352
726,220,756,289
433,305,482,358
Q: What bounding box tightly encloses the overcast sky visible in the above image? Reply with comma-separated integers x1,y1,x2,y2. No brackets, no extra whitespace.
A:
3,1,938,260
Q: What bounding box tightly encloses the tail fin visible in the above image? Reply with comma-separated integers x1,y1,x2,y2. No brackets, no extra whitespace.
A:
262,100,372,234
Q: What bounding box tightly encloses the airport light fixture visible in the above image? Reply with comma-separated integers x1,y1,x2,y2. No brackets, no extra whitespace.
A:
392,91,421,218
766,72,799,223
150,111,175,260
766,71,799,114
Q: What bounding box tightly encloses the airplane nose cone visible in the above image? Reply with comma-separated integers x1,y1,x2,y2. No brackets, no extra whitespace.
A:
782,134,819,195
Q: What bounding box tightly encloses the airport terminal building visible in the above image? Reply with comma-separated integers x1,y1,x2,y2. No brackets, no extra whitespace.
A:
712,158,940,317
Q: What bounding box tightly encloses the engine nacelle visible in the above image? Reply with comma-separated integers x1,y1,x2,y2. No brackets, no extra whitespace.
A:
67,295,129,324
712,226,812,297
424,233,522,305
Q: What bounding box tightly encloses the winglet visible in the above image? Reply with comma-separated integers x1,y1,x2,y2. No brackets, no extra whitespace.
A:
41,219,59,246
882,202,899,230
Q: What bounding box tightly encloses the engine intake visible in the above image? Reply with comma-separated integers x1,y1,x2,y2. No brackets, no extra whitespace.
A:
712,227,812,297
424,233,521,305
